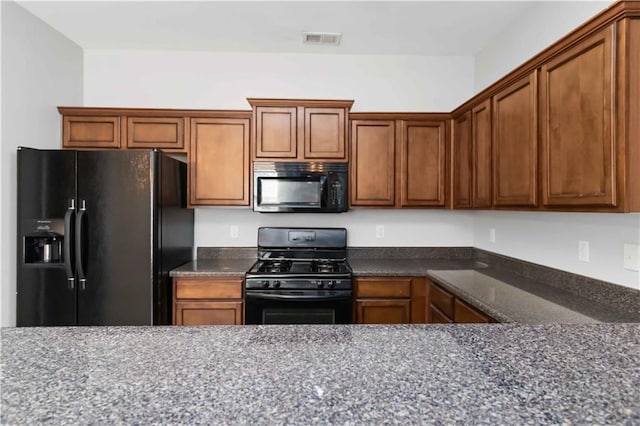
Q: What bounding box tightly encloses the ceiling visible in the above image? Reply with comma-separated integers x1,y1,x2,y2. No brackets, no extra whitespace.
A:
16,1,542,56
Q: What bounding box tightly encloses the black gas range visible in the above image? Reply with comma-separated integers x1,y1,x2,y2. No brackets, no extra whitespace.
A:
245,227,353,324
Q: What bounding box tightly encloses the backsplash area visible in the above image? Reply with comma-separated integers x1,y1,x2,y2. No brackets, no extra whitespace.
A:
194,208,475,247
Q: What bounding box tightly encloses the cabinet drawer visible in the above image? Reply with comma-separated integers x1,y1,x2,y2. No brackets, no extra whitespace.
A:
174,301,243,325
429,304,453,323
127,116,185,150
429,282,454,318
454,299,490,323
63,115,121,149
356,300,411,324
175,279,243,299
355,278,411,298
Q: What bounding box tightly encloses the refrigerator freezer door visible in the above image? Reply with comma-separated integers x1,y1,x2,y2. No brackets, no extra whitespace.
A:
17,148,77,326
76,151,155,325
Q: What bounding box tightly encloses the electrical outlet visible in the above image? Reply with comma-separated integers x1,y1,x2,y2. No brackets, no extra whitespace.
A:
578,240,590,262
489,228,496,244
230,225,239,239
376,225,384,239
623,243,640,271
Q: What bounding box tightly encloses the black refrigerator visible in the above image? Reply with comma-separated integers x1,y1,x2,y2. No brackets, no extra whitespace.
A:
16,148,194,326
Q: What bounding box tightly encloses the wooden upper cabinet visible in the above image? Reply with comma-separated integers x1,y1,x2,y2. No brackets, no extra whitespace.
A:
305,108,346,159
400,120,447,207
248,99,353,161
350,120,396,206
127,116,186,151
492,72,538,207
62,115,121,149
253,106,297,158
58,107,228,154
472,100,492,208
540,26,615,207
452,111,472,208
189,115,250,206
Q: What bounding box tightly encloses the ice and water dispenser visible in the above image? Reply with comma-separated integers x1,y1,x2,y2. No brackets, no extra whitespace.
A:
23,220,64,264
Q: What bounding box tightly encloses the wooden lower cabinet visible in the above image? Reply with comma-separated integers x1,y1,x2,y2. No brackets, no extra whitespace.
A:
175,301,243,326
354,276,426,324
428,305,453,324
454,299,490,324
173,277,244,325
356,300,410,324
428,280,493,324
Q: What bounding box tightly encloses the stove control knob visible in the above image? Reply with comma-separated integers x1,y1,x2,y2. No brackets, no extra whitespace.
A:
327,280,336,289
316,280,325,289
273,280,281,289
261,280,270,288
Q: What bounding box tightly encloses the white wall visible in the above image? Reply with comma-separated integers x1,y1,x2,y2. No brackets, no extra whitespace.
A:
195,209,474,248
474,1,613,92
475,212,640,289
0,1,83,326
83,50,473,112
473,0,639,290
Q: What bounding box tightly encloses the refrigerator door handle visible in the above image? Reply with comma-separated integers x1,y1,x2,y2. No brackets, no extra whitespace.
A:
75,200,87,291
63,199,76,290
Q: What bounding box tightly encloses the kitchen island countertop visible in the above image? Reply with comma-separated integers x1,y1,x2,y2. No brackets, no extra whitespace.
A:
2,324,639,424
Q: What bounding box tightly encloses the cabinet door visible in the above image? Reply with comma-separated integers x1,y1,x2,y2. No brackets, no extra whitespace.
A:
429,305,453,323
541,26,615,207
62,115,121,149
452,112,472,208
472,100,492,208
189,117,250,205
400,120,447,207
355,300,411,324
174,301,243,325
127,116,186,151
492,72,538,207
454,299,490,323
304,107,346,159
350,120,396,206
254,106,297,159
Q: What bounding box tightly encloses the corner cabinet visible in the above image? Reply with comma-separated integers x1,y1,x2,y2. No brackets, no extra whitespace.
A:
540,25,616,208
452,111,472,208
452,100,493,209
188,113,251,206
247,98,353,161
492,72,538,208
58,107,189,152
354,277,427,324
173,277,244,325
350,113,449,208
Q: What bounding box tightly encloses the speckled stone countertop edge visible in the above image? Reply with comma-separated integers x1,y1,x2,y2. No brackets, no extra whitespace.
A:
425,270,514,323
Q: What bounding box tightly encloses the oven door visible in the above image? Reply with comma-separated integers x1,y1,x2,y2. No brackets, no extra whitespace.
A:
245,290,352,325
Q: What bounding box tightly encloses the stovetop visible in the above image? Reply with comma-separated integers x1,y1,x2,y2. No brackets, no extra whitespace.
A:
248,257,351,276
246,227,352,290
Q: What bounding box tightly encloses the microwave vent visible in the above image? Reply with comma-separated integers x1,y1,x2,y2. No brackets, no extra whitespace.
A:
303,32,341,46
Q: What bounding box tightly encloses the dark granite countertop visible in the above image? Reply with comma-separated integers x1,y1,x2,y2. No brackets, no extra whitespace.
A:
2,324,639,424
348,258,481,276
170,258,256,277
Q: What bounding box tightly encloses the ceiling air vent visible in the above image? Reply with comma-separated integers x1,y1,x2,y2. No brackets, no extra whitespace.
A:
303,32,341,46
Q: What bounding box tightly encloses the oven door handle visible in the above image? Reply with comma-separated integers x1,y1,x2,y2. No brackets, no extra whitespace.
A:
246,292,351,302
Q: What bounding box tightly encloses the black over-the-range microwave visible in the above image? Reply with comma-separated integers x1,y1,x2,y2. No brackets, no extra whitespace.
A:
253,161,348,213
